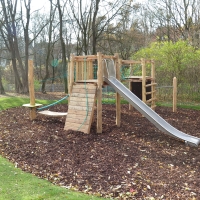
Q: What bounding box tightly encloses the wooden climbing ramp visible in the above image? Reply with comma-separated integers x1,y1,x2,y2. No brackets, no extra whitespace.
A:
64,84,97,134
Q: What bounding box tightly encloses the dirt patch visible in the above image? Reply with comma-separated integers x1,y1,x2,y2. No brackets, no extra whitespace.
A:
0,102,200,199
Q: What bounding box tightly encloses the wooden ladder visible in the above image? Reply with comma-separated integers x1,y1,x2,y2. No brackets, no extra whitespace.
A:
64,83,97,134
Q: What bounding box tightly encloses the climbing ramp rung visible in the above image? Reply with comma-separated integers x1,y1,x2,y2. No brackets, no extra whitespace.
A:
64,84,96,134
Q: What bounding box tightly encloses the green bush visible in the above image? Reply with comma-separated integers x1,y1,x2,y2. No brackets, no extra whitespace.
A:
34,80,41,91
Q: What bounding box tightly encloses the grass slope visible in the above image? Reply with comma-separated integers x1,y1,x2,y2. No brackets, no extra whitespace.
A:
0,156,104,200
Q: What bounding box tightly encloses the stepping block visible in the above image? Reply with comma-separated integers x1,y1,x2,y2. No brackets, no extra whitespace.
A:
64,84,96,134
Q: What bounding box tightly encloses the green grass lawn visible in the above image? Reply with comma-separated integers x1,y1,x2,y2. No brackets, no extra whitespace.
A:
0,96,106,200
0,156,104,200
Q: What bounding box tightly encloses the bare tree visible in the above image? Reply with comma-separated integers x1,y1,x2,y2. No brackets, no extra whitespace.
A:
144,0,200,43
57,0,68,93
0,64,5,94
0,0,25,93
41,0,57,93
68,0,128,55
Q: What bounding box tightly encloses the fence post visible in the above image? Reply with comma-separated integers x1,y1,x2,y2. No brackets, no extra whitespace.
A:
173,77,177,112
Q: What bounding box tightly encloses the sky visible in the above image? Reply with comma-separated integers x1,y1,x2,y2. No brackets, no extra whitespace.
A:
31,0,50,13
30,0,147,12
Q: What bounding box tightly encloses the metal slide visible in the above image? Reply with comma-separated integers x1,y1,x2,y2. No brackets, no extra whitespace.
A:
103,60,200,147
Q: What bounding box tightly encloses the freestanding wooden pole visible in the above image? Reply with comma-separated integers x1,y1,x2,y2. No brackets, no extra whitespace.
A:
28,60,36,120
173,77,177,112
23,60,42,120
115,53,121,127
97,52,103,133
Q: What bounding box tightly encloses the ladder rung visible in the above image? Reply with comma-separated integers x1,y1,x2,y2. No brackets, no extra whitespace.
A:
145,83,157,87
151,105,156,110
146,90,156,95
146,98,157,103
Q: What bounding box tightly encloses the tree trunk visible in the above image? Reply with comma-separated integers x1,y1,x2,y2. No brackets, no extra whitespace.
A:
0,67,5,94
11,58,24,93
57,0,68,93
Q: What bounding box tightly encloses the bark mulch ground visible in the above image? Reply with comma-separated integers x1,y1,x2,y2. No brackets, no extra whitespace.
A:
0,93,200,199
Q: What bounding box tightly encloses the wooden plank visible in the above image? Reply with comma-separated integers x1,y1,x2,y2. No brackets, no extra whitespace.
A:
72,88,96,94
65,122,89,132
76,80,97,84
122,60,141,65
67,109,93,116
68,105,93,111
70,96,95,103
69,101,94,107
126,76,152,80
66,117,90,125
102,55,116,59
69,112,91,119
70,93,96,98
74,55,97,59
38,110,67,117
73,84,97,89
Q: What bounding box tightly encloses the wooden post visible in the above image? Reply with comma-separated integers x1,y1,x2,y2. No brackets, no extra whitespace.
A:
173,77,177,112
141,58,146,103
28,60,36,120
115,53,121,127
69,54,75,103
151,60,156,110
75,61,79,81
82,60,84,80
89,61,94,79
97,52,103,133
129,81,133,110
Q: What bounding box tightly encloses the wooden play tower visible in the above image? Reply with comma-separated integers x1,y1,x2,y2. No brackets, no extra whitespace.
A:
64,53,157,134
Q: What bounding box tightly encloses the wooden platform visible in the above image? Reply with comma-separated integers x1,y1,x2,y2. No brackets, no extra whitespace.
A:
76,79,108,86
38,110,67,117
125,76,152,82
64,84,97,134
22,103,43,108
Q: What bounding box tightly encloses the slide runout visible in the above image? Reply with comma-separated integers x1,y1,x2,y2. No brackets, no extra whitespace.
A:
104,76,200,147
